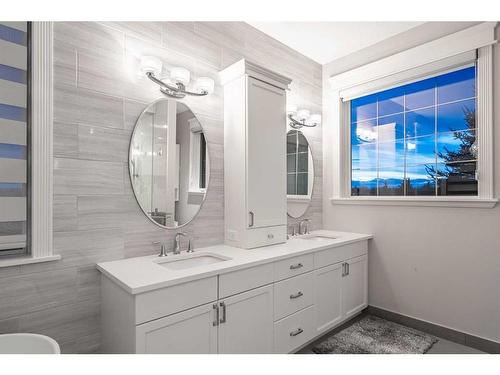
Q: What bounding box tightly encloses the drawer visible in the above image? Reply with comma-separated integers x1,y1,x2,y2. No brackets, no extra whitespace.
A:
274,272,313,321
245,225,287,249
219,262,274,299
314,240,368,269
274,305,315,353
274,253,313,281
135,276,217,324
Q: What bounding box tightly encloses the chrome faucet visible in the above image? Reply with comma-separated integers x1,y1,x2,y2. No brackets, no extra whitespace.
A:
173,232,186,255
298,219,310,235
152,241,168,257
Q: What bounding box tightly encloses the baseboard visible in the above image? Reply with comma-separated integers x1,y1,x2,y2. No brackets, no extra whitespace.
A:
367,305,500,354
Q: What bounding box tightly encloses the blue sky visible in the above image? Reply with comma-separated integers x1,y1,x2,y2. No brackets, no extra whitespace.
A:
351,66,476,190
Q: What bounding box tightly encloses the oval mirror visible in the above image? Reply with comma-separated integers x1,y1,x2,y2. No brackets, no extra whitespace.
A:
129,99,209,228
286,129,314,218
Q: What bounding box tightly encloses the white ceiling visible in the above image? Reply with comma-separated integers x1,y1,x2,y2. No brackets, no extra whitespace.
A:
247,22,425,64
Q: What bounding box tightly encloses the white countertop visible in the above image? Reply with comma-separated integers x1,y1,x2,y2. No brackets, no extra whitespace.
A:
97,230,372,295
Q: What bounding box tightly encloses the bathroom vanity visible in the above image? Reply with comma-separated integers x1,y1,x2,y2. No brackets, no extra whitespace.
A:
97,230,371,353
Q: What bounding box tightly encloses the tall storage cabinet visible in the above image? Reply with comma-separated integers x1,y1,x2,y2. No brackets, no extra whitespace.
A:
220,60,292,249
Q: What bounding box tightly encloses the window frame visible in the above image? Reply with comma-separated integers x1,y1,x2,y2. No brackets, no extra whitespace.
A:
0,22,60,267
348,64,478,199
329,27,496,208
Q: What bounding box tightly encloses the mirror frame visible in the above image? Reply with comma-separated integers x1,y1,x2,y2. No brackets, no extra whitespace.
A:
286,129,315,219
128,98,211,229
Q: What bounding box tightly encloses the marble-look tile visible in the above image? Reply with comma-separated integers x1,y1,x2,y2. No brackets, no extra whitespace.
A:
53,121,78,158
77,194,138,230
0,317,19,333
54,40,77,87
100,21,162,45
76,89,124,129
78,124,130,162
162,22,222,69
54,158,124,195
124,98,148,131
53,195,78,232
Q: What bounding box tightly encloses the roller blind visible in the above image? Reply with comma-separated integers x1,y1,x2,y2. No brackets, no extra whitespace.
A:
339,50,477,102
0,22,29,255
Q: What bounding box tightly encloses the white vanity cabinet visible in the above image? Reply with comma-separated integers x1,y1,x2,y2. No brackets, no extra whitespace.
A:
220,59,292,249
99,236,370,354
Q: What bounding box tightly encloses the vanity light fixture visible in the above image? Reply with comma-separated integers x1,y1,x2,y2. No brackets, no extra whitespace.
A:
140,56,215,99
287,104,321,129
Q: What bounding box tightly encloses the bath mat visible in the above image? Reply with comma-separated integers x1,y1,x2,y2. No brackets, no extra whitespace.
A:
312,315,438,354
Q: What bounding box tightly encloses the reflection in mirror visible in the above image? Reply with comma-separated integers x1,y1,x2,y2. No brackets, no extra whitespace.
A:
287,130,314,218
129,99,209,228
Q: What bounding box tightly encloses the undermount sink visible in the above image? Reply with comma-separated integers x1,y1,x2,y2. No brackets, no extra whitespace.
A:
154,253,231,271
297,234,338,241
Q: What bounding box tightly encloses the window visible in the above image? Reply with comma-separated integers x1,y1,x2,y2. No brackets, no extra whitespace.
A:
350,66,478,197
0,22,30,256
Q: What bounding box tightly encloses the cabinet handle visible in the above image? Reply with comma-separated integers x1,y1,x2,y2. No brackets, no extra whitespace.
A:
346,262,350,276
290,328,304,337
289,263,303,270
341,263,345,277
248,211,254,227
212,304,219,326
289,291,303,299
219,302,227,324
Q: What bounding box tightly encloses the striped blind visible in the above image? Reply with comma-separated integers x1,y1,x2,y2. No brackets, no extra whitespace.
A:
0,22,29,255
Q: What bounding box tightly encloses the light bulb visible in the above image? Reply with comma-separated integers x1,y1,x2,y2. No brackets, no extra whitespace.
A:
170,67,190,85
196,77,215,94
296,109,310,122
140,56,162,77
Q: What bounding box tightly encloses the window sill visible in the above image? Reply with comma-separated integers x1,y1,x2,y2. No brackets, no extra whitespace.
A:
330,197,498,208
0,254,61,268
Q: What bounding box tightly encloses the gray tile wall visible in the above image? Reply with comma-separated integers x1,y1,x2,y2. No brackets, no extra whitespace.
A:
0,22,322,353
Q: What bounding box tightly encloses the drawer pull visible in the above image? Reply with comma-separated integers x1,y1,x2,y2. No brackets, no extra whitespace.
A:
289,263,303,270
289,291,303,299
290,328,304,337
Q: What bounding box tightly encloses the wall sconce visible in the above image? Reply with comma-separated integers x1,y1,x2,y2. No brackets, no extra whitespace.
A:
287,104,321,129
140,56,215,99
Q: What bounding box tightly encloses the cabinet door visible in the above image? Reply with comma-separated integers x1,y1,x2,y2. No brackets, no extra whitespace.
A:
342,254,368,319
314,262,343,334
218,284,274,353
246,77,286,229
136,303,217,354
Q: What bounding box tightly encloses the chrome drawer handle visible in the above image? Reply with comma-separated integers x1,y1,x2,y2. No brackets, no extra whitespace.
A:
290,328,303,337
289,291,303,299
289,263,303,270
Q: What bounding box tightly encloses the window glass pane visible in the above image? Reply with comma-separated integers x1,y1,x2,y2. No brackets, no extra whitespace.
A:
351,119,377,146
351,169,378,196
377,86,404,117
437,66,475,104
379,139,404,168
352,143,377,171
405,107,435,138
406,164,436,196
297,173,308,195
287,154,296,173
351,93,377,122
405,76,435,110
297,152,308,173
377,113,404,142
349,66,477,198
406,135,436,166
0,182,26,196
437,130,476,164
287,174,296,195
378,166,404,196
436,162,477,196
0,143,27,159
437,98,475,133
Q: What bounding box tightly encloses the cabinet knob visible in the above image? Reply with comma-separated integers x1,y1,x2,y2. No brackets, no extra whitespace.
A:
267,233,274,239
290,328,304,337
289,291,303,299
289,263,303,270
